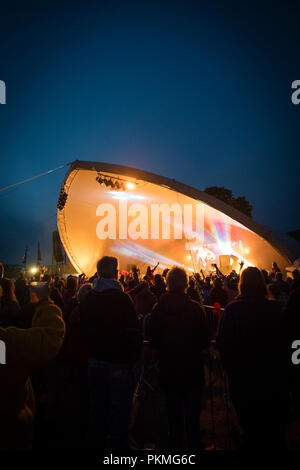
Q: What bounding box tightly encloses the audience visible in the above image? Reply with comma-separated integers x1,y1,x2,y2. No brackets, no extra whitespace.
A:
0,278,21,327
148,267,210,450
80,256,143,449
0,258,299,450
0,281,65,450
209,277,228,308
216,267,287,449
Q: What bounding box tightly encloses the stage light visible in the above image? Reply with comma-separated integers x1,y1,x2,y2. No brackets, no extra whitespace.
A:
30,267,37,274
96,173,126,191
96,175,105,186
125,182,135,190
57,188,68,211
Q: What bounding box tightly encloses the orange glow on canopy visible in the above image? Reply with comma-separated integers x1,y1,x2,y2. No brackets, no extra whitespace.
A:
57,163,293,277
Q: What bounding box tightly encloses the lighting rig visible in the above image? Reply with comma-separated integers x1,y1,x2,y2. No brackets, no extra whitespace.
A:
96,173,135,191
57,187,68,211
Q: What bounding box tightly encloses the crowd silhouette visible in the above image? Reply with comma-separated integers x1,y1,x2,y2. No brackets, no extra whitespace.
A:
0,258,300,451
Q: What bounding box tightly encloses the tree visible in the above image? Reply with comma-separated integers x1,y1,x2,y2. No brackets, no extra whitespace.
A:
204,186,253,218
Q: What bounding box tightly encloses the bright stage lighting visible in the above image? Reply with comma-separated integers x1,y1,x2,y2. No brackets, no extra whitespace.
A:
58,162,293,276
30,267,38,274
125,182,135,190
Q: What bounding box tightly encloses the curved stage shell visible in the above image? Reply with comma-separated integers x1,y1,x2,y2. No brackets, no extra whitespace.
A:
57,160,294,277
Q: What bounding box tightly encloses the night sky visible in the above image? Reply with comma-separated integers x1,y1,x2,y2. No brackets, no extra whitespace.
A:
0,0,299,266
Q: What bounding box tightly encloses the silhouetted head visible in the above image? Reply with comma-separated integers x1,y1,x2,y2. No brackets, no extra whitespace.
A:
239,267,266,297
167,267,187,293
146,266,152,275
77,283,92,304
154,273,163,285
66,275,78,292
97,256,118,280
213,277,223,289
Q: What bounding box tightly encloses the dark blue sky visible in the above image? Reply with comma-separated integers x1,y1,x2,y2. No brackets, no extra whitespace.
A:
0,0,299,265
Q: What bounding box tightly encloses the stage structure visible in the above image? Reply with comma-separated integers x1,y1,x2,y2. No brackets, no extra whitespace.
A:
57,160,294,277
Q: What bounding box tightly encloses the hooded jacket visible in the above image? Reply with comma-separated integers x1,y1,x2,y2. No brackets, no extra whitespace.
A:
149,292,211,389
0,298,65,450
80,277,141,364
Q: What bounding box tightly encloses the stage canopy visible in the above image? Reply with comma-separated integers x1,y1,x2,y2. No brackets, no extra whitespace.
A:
57,161,294,277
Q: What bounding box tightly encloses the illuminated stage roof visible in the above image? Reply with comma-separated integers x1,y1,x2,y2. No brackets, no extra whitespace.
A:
57,160,295,277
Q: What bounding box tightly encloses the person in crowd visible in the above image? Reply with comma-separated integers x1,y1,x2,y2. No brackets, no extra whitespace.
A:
63,275,78,322
146,262,159,282
261,269,269,286
0,281,65,450
291,269,300,293
148,267,211,450
162,268,169,279
66,283,92,365
131,283,157,338
0,278,21,327
132,266,140,287
88,272,98,284
14,273,28,307
132,283,157,318
203,276,212,305
125,278,136,292
151,274,166,299
216,267,287,449
271,261,281,279
54,276,65,293
187,278,201,303
209,277,228,308
119,273,126,289
266,282,282,303
64,283,92,442
49,277,65,313
275,272,290,295
224,276,238,303
270,272,290,308
80,256,143,450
